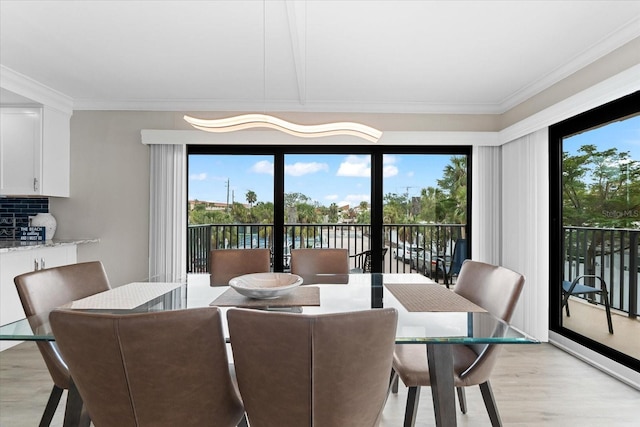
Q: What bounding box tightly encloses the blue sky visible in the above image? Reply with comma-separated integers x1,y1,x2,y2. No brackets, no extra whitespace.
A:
564,114,640,159
188,153,455,207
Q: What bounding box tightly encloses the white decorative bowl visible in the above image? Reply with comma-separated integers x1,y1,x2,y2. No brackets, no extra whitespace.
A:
229,273,303,299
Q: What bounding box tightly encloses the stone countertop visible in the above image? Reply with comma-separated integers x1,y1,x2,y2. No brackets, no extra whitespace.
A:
0,239,99,253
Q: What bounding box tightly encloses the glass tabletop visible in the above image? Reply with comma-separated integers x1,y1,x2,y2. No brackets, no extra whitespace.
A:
0,273,538,345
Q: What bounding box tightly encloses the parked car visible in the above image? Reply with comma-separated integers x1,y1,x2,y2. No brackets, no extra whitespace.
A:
393,243,405,261
412,251,451,279
394,243,424,263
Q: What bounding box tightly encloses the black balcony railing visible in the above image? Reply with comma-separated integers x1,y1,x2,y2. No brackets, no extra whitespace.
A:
187,223,465,278
564,226,639,319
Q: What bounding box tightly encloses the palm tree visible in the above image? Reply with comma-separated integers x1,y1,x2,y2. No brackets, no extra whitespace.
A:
437,156,467,223
245,190,257,208
245,190,257,222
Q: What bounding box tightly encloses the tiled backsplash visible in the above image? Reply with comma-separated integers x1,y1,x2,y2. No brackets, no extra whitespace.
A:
0,197,49,240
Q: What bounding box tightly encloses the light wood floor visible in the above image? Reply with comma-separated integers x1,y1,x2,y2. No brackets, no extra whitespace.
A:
1,342,638,426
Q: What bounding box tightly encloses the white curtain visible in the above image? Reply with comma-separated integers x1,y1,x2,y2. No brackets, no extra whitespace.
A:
149,144,187,282
501,128,549,340
472,145,502,265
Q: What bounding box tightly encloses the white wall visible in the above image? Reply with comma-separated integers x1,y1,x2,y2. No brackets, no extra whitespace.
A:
50,111,174,286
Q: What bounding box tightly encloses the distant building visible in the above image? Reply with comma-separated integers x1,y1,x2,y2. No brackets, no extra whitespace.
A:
189,200,250,211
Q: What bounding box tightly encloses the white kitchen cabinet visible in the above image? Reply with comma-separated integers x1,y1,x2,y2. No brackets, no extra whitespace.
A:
0,106,70,197
0,245,77,351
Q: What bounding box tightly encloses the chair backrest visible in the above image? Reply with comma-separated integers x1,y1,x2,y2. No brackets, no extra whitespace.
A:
449,238,467,276
363,247,388,273
454,260,524,322
362,250,373,272
209,248,271,286
453,260,525,385
290,248,349,284
50,307,245,427
14,261,111,389
227,307,398,427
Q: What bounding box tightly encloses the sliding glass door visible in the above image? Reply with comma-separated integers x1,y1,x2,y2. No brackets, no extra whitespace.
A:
549,91,640,371
187,145,470,278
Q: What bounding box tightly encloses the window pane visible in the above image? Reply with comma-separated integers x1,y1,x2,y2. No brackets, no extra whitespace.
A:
187,154,275,269
383,154,467,280
561,113,640,360
283,154,371,258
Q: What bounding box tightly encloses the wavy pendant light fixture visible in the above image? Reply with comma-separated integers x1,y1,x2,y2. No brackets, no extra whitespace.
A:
183,114,382,143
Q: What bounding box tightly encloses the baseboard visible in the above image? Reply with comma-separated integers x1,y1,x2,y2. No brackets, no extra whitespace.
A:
549,331,640,391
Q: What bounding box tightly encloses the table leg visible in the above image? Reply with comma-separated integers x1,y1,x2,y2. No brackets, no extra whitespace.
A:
63,380,90,427
427,343,456,427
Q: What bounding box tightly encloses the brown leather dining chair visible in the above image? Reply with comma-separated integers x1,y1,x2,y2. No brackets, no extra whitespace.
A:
50,307,246,427
290,248,349,284
14,260,111,427
209,248,271,286
227,307,398,427
391,260,525,427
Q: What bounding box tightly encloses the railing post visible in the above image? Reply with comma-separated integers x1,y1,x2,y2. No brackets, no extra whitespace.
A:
629,231,638,319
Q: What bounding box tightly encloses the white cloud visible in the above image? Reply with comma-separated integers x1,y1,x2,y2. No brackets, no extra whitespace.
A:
251,160,274,175
337,155,370,177
285,162,329,176
325,194,339,200
383,165,399,177
336,154,401,178
189,172,207,181
383,154,397,164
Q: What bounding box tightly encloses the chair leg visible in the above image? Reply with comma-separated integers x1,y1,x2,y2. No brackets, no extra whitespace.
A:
390,369,399,394
479,381,502,427
403,386,421,427
456,386,467,414
38,385,63,427
383,370,399,409
563,294,571,317
63,381,91,427
603,292,614,334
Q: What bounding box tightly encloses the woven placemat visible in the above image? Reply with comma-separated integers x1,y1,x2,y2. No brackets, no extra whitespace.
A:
210,286,320,308
384,283,487,313
66,282,182,310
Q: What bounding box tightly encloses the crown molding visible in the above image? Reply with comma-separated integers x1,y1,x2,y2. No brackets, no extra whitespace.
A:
74,98,502,114
0,66,73,115
499,64,640,144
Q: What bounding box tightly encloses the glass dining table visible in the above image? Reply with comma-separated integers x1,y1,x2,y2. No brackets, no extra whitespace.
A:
0,273,538,427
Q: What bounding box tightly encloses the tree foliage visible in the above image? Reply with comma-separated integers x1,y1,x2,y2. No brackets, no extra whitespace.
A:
563,144,640,228
189,156,469,227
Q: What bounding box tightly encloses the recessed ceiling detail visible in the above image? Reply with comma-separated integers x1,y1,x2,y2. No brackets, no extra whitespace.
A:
1,1,639,113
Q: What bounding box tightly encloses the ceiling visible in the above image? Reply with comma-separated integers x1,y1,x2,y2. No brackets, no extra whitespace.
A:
1,0,639,114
